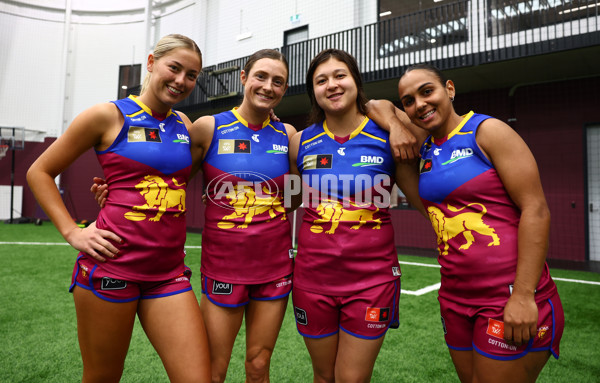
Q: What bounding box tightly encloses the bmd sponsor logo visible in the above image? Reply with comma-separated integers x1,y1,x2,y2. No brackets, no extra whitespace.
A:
267,144,288,154
443,148,473,165
353,155,384,167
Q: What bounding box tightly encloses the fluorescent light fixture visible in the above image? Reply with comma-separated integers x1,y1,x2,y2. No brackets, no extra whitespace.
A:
434,0,444,2
379,11,392,17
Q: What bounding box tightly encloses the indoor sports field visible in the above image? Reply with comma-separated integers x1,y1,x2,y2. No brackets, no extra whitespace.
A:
1,222,599,383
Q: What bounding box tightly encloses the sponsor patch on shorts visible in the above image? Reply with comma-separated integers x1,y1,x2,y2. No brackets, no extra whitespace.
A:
212,280,233,295
295,307,308,325
486,318,504,339
365,307,390,322
101,277,127,290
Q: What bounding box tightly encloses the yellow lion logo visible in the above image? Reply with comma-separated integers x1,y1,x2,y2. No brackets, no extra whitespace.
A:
427,203,500,256
127,175,186,222
311,199,381,234
218,185,286,229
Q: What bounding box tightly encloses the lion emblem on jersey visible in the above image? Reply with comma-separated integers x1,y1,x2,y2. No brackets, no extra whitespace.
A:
218,185,286,229
311,199,381,235
126,175,186,222
427,203,500,256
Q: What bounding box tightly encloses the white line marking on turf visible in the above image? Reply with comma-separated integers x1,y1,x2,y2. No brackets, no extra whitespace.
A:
399,260,440,268
2,243,599,287
553,277,600,285
402,283,441,296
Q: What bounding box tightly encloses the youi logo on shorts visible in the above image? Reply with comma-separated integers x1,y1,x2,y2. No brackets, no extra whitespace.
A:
353,155,384,167
294,307,308,325
443,148,473,165
101,277,127,290
212,281,233,295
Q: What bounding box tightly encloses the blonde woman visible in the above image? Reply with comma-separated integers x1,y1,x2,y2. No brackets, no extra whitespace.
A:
27,34,211,382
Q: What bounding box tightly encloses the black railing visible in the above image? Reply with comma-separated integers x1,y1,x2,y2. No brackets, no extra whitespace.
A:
170,0,598,112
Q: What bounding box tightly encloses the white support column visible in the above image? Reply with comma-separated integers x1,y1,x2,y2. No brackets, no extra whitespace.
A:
59,0,72,136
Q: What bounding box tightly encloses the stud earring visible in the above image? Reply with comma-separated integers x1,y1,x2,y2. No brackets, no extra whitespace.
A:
450,96,454,102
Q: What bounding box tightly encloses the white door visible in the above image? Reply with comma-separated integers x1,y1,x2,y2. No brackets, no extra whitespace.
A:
587,125,600,261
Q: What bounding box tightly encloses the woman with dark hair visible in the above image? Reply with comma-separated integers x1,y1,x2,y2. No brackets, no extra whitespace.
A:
289,49,417,382
396,63,564,383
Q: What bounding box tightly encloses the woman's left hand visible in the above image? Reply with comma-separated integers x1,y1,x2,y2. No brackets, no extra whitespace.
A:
502,292,538,346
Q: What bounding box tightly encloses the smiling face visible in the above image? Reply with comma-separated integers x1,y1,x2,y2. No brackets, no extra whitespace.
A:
398,68,456,137
312,57,358,117
240,58,288,113
145,47,201,111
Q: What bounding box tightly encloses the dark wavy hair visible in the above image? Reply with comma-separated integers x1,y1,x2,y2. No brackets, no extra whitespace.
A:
305,49,368,126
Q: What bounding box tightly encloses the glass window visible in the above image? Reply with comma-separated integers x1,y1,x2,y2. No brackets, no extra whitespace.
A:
487,0,599,36
118,64,141,99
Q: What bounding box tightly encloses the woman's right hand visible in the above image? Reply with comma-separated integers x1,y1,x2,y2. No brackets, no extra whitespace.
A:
64,221,122,262
90,177,108,208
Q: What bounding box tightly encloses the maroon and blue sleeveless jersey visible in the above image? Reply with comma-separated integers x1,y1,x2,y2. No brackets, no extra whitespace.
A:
294,117,400,296
94,95,192,281
201,108,293,284
418,111,557,306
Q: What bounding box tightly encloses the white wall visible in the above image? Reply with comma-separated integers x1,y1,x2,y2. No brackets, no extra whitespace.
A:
0,11,64,140
0,0,377,140
202,0,376,64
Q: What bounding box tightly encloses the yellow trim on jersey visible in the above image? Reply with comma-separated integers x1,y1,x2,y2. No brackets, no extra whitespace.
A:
360,131,386,143
447,110,475,140
267,123,286,135
301,131,327,146
216,120,239,130
322,116,370,141
127,95,174,119
231,107,271,129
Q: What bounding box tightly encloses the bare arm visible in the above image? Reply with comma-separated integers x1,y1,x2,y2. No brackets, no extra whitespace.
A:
187,113,215,178
476,118,550,346
395,162,427,217
366,99,427,162
286,131,303,213
27,103,122,261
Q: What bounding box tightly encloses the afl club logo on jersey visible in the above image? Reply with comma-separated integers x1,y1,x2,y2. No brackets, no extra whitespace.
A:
303,154,332,169
218,139,251,154
128,127,162,142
